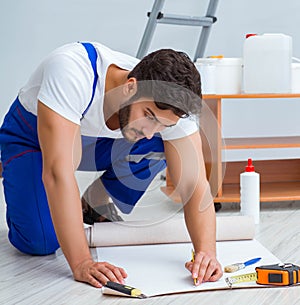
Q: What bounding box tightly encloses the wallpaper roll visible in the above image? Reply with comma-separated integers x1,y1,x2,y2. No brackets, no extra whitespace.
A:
86,215,255,247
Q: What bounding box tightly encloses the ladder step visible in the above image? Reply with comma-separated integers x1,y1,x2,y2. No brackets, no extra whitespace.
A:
157,14,216,27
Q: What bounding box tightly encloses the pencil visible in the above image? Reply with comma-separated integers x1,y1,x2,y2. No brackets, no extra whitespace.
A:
191,250,197,285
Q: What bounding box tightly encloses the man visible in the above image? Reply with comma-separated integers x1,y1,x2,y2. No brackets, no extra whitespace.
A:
0,42,222,288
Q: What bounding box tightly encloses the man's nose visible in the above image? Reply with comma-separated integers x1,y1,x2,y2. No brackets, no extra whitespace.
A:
143,130,155,140
143,121,165,139
142,125,159,140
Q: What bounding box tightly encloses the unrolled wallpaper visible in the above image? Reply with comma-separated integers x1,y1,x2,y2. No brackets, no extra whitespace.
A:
92,215,281,297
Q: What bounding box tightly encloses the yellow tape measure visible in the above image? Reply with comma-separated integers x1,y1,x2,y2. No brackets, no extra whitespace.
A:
225,263,300,288
225,272,257,287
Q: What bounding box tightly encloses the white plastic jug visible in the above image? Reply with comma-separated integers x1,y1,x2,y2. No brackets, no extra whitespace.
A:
243,33,292,93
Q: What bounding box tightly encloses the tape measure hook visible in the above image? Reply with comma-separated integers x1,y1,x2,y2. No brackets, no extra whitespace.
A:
225,277,234,288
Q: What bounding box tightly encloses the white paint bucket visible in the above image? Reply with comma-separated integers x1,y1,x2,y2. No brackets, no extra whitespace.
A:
291,62,300,93
195,57,242,94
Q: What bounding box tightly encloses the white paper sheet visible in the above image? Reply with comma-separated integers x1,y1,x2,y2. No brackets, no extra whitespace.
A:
98,240,281,297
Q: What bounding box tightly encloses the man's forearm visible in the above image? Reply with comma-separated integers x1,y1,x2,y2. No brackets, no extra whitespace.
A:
183,196,223,284
183,193,216,255
43,171,92,272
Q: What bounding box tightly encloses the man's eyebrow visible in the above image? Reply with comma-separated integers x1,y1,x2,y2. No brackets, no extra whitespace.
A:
146,107,176,128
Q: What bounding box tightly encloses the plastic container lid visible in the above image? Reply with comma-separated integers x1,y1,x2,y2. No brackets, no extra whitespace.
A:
196,58,242,66
245,33,257,39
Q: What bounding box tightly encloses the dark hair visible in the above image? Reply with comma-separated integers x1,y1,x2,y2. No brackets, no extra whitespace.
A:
127,49,202,117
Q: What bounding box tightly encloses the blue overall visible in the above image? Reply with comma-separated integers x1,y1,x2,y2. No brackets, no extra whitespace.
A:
0,43,166,255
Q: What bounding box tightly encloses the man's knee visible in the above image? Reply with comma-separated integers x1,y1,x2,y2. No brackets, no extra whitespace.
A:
8,222,59,255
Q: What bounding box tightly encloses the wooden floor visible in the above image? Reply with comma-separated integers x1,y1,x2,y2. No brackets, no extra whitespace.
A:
0,175,300,305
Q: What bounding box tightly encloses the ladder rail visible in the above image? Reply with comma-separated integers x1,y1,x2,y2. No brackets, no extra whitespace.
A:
194,0,219,61
136,0,165,59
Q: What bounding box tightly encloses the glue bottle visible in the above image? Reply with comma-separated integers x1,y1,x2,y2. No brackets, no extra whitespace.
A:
240,158,260,224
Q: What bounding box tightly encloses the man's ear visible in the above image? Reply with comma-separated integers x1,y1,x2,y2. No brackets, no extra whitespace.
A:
123,77,137,97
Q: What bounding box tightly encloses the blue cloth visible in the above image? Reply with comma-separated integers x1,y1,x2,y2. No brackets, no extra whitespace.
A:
0,43,166,255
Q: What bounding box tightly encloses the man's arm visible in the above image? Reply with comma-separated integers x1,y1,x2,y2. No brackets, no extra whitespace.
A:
164,131,223,285
37,101,127,287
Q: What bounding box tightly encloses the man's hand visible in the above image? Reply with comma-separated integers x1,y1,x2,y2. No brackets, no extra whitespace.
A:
185,251,223,285
73,259,128,288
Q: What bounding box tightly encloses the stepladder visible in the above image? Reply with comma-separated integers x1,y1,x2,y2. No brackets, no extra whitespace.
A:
136,0,219,61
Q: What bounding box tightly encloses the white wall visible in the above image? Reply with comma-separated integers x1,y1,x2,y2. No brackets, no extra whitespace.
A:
1,0,300,159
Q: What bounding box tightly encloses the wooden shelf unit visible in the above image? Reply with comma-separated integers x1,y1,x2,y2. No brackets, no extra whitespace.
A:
161,93,300,203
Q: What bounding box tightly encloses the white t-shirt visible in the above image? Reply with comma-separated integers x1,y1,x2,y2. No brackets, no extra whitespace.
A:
18,42,198,140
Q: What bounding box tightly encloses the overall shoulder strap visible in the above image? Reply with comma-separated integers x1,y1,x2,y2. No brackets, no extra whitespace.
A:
80,42,99,120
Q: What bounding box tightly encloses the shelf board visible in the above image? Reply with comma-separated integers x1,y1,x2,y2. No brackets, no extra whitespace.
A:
161,181,300,204
223,136,300,150
218,181,300,202
203,93,300,100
